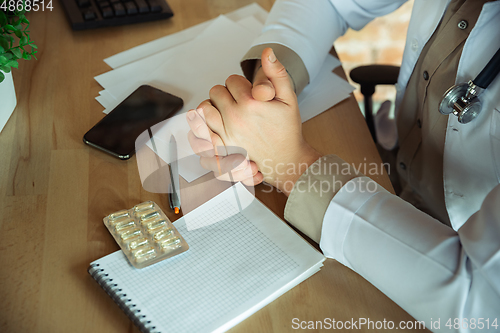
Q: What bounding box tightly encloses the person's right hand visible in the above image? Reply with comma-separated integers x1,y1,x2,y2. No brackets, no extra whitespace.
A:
186,48,296,187
188,48,321,195
186,49,289,186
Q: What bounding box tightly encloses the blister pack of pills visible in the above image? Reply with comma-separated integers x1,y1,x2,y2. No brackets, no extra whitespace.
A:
103,201,189,269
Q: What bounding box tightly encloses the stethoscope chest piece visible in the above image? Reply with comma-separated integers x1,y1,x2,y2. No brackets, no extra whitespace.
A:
438,46,500,125
439,80,482,124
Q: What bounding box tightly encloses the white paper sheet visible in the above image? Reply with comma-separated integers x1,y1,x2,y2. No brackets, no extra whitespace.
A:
104,3,268,69
94,16,264,113
132,16,260,183
298,55,354,122
93,6,354,183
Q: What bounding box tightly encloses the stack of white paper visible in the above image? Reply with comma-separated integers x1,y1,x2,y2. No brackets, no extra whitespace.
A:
94,3,354,183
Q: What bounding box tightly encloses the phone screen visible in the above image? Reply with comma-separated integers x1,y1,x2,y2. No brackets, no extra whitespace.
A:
84,85,183,159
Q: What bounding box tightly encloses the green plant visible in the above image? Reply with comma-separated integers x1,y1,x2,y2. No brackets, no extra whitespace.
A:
0,5,37,83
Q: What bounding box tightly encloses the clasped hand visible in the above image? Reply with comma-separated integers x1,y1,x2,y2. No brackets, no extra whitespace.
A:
187,48,321,196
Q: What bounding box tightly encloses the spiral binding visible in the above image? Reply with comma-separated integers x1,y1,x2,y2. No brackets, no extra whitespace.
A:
88,263,160,333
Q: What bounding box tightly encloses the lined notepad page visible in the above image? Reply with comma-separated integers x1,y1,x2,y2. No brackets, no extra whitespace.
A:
92,183,325,333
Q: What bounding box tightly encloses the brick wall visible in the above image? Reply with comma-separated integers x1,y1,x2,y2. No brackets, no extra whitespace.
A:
335,0,414,109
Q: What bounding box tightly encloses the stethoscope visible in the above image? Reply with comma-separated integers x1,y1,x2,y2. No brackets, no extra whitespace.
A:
439,47,500,124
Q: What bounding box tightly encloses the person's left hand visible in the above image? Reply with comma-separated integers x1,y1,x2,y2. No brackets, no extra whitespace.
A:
187,106,264,186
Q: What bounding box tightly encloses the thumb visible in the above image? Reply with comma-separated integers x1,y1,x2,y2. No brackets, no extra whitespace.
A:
260,47,295,103
252,66,275,101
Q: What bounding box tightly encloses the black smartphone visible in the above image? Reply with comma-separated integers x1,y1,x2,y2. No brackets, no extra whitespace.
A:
83,85,183,160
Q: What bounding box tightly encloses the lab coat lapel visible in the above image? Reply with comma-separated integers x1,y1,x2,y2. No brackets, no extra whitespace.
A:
444,1,500,229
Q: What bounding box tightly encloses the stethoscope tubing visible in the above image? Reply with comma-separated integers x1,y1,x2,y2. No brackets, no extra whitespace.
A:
474,47,500,89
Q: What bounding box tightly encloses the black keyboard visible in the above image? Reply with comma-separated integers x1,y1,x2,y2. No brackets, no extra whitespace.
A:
60,0,173,30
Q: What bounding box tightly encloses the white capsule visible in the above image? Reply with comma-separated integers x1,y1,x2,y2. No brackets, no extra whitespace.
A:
115,219,135,231
133,247,156,262
109,209,130,220
128,238,149,250
158,237,181,250
153,228,173,241
146,219,167,232
138,209,160,221
133,201,155,212
120,228,142,240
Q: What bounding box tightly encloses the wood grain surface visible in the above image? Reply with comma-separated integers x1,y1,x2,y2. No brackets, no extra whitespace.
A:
0,1,427,332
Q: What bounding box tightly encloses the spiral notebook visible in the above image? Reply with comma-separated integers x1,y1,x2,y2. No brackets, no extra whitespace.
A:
89,183,325,333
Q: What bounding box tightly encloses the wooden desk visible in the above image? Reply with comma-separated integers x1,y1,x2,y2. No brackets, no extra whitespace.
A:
0,1,425,332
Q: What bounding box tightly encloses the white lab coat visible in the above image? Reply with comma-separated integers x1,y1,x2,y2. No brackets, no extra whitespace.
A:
253,0,500,331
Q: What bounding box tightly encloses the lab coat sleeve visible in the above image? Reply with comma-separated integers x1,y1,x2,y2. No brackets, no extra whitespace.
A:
321,177,500,331
284,154,362,242
241,0,408,92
